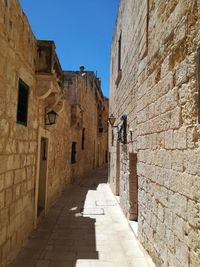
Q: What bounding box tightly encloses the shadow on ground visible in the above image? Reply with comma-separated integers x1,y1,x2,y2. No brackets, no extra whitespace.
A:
9,166,108,267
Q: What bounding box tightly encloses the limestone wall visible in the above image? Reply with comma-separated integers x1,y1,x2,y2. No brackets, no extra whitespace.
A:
110,0,200,266
0,1,37,264
0,1,71,266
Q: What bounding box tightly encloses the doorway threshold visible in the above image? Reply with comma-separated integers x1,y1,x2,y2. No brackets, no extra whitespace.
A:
129,220,138,237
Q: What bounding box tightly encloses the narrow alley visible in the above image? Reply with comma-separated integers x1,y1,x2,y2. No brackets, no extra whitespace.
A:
9,167,154,267
1,1,200,266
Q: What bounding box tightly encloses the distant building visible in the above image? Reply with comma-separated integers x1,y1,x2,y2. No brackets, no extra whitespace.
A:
109,0,200,266
64,67,108,180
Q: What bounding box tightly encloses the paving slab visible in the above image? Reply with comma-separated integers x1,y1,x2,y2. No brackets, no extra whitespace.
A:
9,167,155,267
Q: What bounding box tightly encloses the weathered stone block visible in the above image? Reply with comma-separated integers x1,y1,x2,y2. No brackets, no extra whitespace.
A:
13,184,21,200
28,141,37,153
174,216,185,241
173,127,187,149
7,155,21,170
187,200,200,229
166,229,175,254
0,98,6,118
0,174,4,191
170,107,182,129
0,119,9,137
14,169,25,184
0,226,7,247
5,188,12,207
156,132,165,149
0,190,5,209
175,59,188,86
0,156,8,174
25,155,35,166
189,249,200,267
179,84,189,105
156,149,171,169
165,129,173,149
5,139,17,154
2,239,11,260
171,150,184,172
0,137,6,152
186,226,200,251
184,149,200,176
161,56,171,79
4,171,14,188
186,127,196,149
18,141,29,154
174,18,187,44
0,208,9,228
170,193,187,220
175,237,189,267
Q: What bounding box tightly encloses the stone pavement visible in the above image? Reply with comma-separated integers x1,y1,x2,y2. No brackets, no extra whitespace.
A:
9,167,155,267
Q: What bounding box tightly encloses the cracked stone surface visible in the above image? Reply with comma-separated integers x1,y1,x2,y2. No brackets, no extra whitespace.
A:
9,167,155,267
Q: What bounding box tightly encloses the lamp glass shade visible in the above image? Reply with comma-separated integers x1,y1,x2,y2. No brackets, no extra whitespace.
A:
47,110,57,125
108,114,116,126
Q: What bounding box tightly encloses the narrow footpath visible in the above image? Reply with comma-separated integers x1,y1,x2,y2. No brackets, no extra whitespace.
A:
10,167,155,267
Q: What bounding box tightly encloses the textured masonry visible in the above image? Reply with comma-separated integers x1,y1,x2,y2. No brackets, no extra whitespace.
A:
109,0,200,266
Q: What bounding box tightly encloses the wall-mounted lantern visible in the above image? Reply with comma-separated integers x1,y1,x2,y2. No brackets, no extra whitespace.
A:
119,115,127,144
45,110,57,125
108,113,127,144
108,114,116,127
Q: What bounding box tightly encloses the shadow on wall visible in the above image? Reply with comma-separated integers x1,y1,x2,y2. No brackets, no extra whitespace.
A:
9,167,108,267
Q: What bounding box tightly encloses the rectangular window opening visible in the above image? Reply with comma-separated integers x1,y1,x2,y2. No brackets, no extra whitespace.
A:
118,34,122,72
17,79,29,126
81,128,85,150
71,142,77,164
116,33,122,86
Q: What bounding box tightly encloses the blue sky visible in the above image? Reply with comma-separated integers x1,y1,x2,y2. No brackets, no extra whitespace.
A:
19,0,119,97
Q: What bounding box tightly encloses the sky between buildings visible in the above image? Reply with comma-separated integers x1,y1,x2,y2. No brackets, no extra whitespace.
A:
19,0,119,97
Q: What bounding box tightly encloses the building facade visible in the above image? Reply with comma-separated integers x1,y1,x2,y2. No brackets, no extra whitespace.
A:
0,1,108,266
64,68,108,180
109,0,200,266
